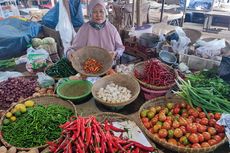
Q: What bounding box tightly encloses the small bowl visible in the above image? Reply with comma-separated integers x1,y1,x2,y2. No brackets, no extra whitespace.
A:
159,50,177,65
57,80,93,104
92,74,140,110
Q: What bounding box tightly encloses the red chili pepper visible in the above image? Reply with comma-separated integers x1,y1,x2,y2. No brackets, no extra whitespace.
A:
109,124,125,132
95,147,100,153
92,124,100,146
85,126,92,147
132,147,140,153
81,117,85,140
75,142,84,153
106,131,115,153
68,142,72,153
78,137,84,149
129,141,154,152
123,143,133,150
104,120,110,131
54,137,69,153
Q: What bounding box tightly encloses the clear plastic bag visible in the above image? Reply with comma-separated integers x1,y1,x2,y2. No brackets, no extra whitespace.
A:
37,72,55,88
0,71,23,82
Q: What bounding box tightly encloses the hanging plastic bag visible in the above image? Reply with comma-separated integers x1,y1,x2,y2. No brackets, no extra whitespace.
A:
218,56,230,84
26,47,49,73
37,72,55,88
55,0,76,55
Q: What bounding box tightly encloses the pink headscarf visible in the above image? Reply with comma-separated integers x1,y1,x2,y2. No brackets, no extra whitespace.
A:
88,0,106,12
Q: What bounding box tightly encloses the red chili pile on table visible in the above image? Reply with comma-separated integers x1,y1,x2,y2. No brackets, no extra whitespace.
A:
47,116,156,153
83,58,102,74
134,59,176,86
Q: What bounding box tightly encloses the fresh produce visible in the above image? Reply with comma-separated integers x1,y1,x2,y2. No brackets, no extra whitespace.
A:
32,86,55,97
115,64,134,75
45,58,77,78
0,77,38,110
2,104,73,148
0,58,16,69
97,83,132,103
48,116,157,153
186,70,230,101
175,77,230,113
140,102,225,149
83,58,102,74
134,59,176,86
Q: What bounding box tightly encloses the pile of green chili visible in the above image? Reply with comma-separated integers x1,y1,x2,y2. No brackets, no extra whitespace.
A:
2,104,73,148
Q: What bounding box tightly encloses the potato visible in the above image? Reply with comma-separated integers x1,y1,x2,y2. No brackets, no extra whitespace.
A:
7,147,16,153
27,148,39,153
0,146,7,153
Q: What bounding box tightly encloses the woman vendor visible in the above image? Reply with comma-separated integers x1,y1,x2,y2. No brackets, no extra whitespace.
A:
67,0,125,62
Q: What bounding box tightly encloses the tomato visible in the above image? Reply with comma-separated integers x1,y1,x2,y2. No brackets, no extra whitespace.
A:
208,127,217,136
179,136,189,145
207,112,214,119
215,124,225,133
158,129,168,138
140,110,149,118
178,117,187,126
180,101,187,108
182,112,189,118
166,102,174,110
174,128,183,138
214,113,221,120
209,118,216,127
197,133,204,143
173,107,180,114
197,124,207,133
191,111,199,118
186,123,197,133
155,106,162,113
202,132,211,141
199,112,206,119
143,122,151,129
149,107,157,115
191,143,201,148
188,133,199,144
208,139,217,146
218,133,225,139
213,135,222,143
156,121,163,126
195,118,201,124
141,117,149,123
196,107,202,112
168,138,177,146
188,108,195,115
200,118,209,125
185,133,190,138
162,121,171,130
160,108,169,114
187,116,195,122
153,124,162,133
147,111,156,119
151,117,158,126
159,112,167,122
201,142,210,148
166,116,173,121
186,104,191,110
168,129,174,138
149,128,155,134
177,142,185,147
172,120,180,128
180,126,186,134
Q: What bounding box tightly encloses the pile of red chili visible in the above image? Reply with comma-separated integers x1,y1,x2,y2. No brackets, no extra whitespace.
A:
47,116,156,153
134,59,176,86
83,58,102,74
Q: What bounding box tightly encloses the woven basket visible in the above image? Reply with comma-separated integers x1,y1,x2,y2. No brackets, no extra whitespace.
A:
133,60,178,90
138,96,227,153
167,28,202,45
92,74,140,108
0,95,77,151
71,46,113,77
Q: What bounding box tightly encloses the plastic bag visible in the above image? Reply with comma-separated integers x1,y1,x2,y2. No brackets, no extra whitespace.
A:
216,113,230,147
171,27,191,54
55,0,76,54
0,71,23,82
26,47,49,73
218,56,230,84
196,39,225,59
37,72,55,88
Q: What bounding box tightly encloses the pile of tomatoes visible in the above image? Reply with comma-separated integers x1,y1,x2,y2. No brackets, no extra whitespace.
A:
140,102,225,148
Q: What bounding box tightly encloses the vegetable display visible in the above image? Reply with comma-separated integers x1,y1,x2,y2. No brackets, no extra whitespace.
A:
97,83,132,103
48,116,156,153
0,77,38,110
175,77,230,114
140,102,225,149
2,103,73,148
45,58,77,78
134,59,176,86
0,58,16,69
83,58,102,74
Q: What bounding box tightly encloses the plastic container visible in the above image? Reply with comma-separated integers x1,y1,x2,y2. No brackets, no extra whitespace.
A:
141,85,169,100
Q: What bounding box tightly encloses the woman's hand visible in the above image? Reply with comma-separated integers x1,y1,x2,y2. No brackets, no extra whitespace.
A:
109,51,117,59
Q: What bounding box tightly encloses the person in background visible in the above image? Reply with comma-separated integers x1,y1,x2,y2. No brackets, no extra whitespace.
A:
67,0,125,63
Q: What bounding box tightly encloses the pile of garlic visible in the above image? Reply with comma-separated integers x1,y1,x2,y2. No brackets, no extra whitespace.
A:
97,83,132,103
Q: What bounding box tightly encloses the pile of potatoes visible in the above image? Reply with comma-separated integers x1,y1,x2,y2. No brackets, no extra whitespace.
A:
32,86,55,97
0,146,48,153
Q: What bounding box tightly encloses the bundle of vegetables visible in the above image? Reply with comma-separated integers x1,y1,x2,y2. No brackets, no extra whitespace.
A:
0,58,16,69
45,58,77,78
140,102,225,149
186,70,230,101
83,58,102,74
134,59,176,86
47,116,156,153
1,104,73,148
175,77,230,114
0,77,38,110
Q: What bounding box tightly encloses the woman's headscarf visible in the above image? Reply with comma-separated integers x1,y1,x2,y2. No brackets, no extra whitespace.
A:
88,0,108,30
